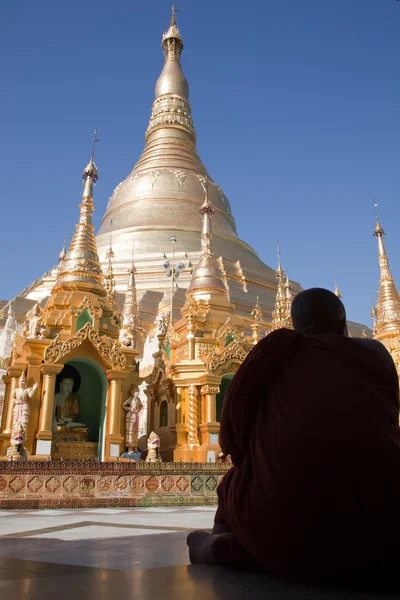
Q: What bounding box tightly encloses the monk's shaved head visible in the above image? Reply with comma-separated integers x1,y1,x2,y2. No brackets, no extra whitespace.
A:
291,288,347,335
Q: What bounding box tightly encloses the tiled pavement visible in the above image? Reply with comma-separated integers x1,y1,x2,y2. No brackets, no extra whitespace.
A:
0,507,397,599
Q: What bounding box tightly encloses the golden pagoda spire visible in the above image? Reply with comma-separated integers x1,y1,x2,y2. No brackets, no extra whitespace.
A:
373,214,400,335
55,131,104,295
334,274,342,299
188,182,227,296
284,267,294,328
271,241,287,330
122,261,139,322
250,295,263,345
119,256,140,348
58,233,68,264
146,6,193,138
104,235,117,310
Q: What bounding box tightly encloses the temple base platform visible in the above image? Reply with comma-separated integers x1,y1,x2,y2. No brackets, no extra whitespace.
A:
0,460,231,509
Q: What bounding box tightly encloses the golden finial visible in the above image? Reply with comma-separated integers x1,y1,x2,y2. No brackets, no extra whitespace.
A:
162,3,183,47
91,128,99,160
271,242,287,330
276,240,284,276
58,232,68,263
373,202,384,237
171,3,178,24
334,274,342,299
251,295,262,322
187,187,227,296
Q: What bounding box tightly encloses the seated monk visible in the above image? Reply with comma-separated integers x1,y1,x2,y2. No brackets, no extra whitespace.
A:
187,288,400,590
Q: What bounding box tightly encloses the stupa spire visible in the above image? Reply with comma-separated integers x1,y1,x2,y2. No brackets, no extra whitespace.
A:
188,182,227,296
58,233,68,264
284,267,294,328
373,214,400,334
104,235,117,310
55,131,104,295
122,261,139,321
334,274,342,299
119,256,140,348
271,242,287,330
147,6,193,138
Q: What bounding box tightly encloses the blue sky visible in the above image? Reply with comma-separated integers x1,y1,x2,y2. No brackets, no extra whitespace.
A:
0,0,399,326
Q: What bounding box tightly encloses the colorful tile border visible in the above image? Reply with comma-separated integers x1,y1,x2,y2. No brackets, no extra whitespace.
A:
0,461,231,509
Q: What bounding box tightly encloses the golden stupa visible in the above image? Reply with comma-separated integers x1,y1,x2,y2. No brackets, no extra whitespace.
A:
19,8,300,338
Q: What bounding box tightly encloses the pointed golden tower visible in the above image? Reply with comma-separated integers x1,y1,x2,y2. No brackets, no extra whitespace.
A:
0,138,137,461
103,238,118,314
334,274,342,299
57,233,68,265
271,243,287,330
250,296,263,344
284,270,294,329
119,261,142,348
188,182,227,297
55,158,104,295
373,217,400,339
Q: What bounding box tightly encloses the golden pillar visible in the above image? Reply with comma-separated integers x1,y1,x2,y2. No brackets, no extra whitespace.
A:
25,355,43,455
198,374,222,462
37,363,63,456
0,366,24,454
105,370,125,461
186,315,196,360
173,386,189,461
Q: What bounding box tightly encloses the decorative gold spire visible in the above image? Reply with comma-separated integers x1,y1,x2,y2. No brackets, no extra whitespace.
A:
271,242,287,330
148,6,193,136
373,215,400,334
284,268,294,328
162,5,184,55
188,183,227,296
250,296,263,345
123,263,139,321
334,274,342,299
55,132,104,295
119,258,141,348
58,233,68,263
370,287,378,336
104,237,117,310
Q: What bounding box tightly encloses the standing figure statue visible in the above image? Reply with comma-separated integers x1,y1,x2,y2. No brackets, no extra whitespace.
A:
145,431,162,463
12,371,38,436
122,385,143,451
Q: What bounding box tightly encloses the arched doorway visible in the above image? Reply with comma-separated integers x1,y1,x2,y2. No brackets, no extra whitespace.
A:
57,358,108,460
216,374,234,422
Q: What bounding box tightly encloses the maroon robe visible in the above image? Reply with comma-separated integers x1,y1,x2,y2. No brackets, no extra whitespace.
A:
214,329,400,586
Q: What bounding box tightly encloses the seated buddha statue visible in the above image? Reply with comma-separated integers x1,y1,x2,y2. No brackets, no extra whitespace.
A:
53,377,89,441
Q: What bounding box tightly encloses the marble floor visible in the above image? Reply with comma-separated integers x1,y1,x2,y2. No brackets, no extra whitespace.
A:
0,507,397,599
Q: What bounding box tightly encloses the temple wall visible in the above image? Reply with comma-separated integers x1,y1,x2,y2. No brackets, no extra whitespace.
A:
0,460,230,509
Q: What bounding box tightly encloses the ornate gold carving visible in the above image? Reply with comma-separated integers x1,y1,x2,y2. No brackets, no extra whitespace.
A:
44,322,126,370
70,296,102,319
206,341,248,374
53,442,98,461
216,319,246,344
195,342,216,361
200,385,220,395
